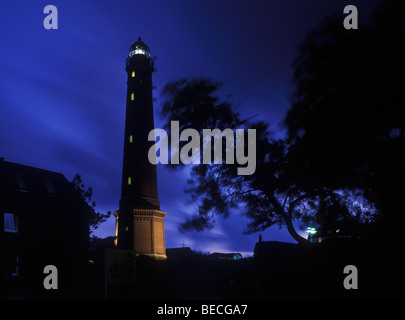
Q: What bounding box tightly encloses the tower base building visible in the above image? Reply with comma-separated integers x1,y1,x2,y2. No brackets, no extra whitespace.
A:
124,208,166,260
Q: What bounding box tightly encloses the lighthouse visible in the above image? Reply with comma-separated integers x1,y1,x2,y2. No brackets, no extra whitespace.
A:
116,38,166,259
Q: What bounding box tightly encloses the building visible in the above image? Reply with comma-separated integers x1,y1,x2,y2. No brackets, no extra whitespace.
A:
0,158,90,298
116,38,167,259
208,252,242,261
253,238,299,261
306,221,376,244
166,247,195,262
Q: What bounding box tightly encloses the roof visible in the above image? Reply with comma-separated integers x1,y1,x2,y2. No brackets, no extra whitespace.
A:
166,247,193,256
0,158,66,194
0,157,65,178
0,157,93,213
130,37,150,52
209,252,242,259
253,241,298,259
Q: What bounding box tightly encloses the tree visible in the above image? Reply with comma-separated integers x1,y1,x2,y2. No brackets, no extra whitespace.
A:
284,0,405,237
70,173,111,234
159,79,370,244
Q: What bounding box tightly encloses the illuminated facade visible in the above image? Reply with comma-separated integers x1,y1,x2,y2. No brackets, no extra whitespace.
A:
116,38,167,259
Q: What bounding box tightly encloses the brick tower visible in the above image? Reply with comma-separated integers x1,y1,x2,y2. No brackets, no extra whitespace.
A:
117,38,166,259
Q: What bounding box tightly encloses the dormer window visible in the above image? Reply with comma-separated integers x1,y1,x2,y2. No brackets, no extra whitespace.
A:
44,179,55,195
14,174,27,192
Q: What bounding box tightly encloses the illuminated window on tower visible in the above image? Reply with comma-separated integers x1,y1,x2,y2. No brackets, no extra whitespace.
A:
128,177,132,185
131,71,135,77
129,135,133,143
131,93,134,101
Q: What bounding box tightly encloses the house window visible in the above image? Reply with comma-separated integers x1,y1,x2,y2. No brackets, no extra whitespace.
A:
131,71,135,77
10,256,19,277
129,135,133,143
44,179,55,195
14,174,27,192
128,177,132,185
131,93,134,101
4,213,18,233
5,256,19,277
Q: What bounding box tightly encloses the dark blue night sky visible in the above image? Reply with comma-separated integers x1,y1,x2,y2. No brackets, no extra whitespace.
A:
1,0,382,256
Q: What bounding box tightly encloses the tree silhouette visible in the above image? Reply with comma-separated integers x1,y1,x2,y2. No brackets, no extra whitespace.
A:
159,79,372,244
158,2,405,243
284,0,405,238
70,173,111,235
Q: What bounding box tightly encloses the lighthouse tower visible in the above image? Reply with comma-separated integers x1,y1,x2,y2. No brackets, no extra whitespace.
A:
117,38,166,259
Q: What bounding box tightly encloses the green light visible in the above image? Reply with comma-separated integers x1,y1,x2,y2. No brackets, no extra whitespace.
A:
306,227,317,235
129,135,133,143
131,93,134,101
128,177,132,185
